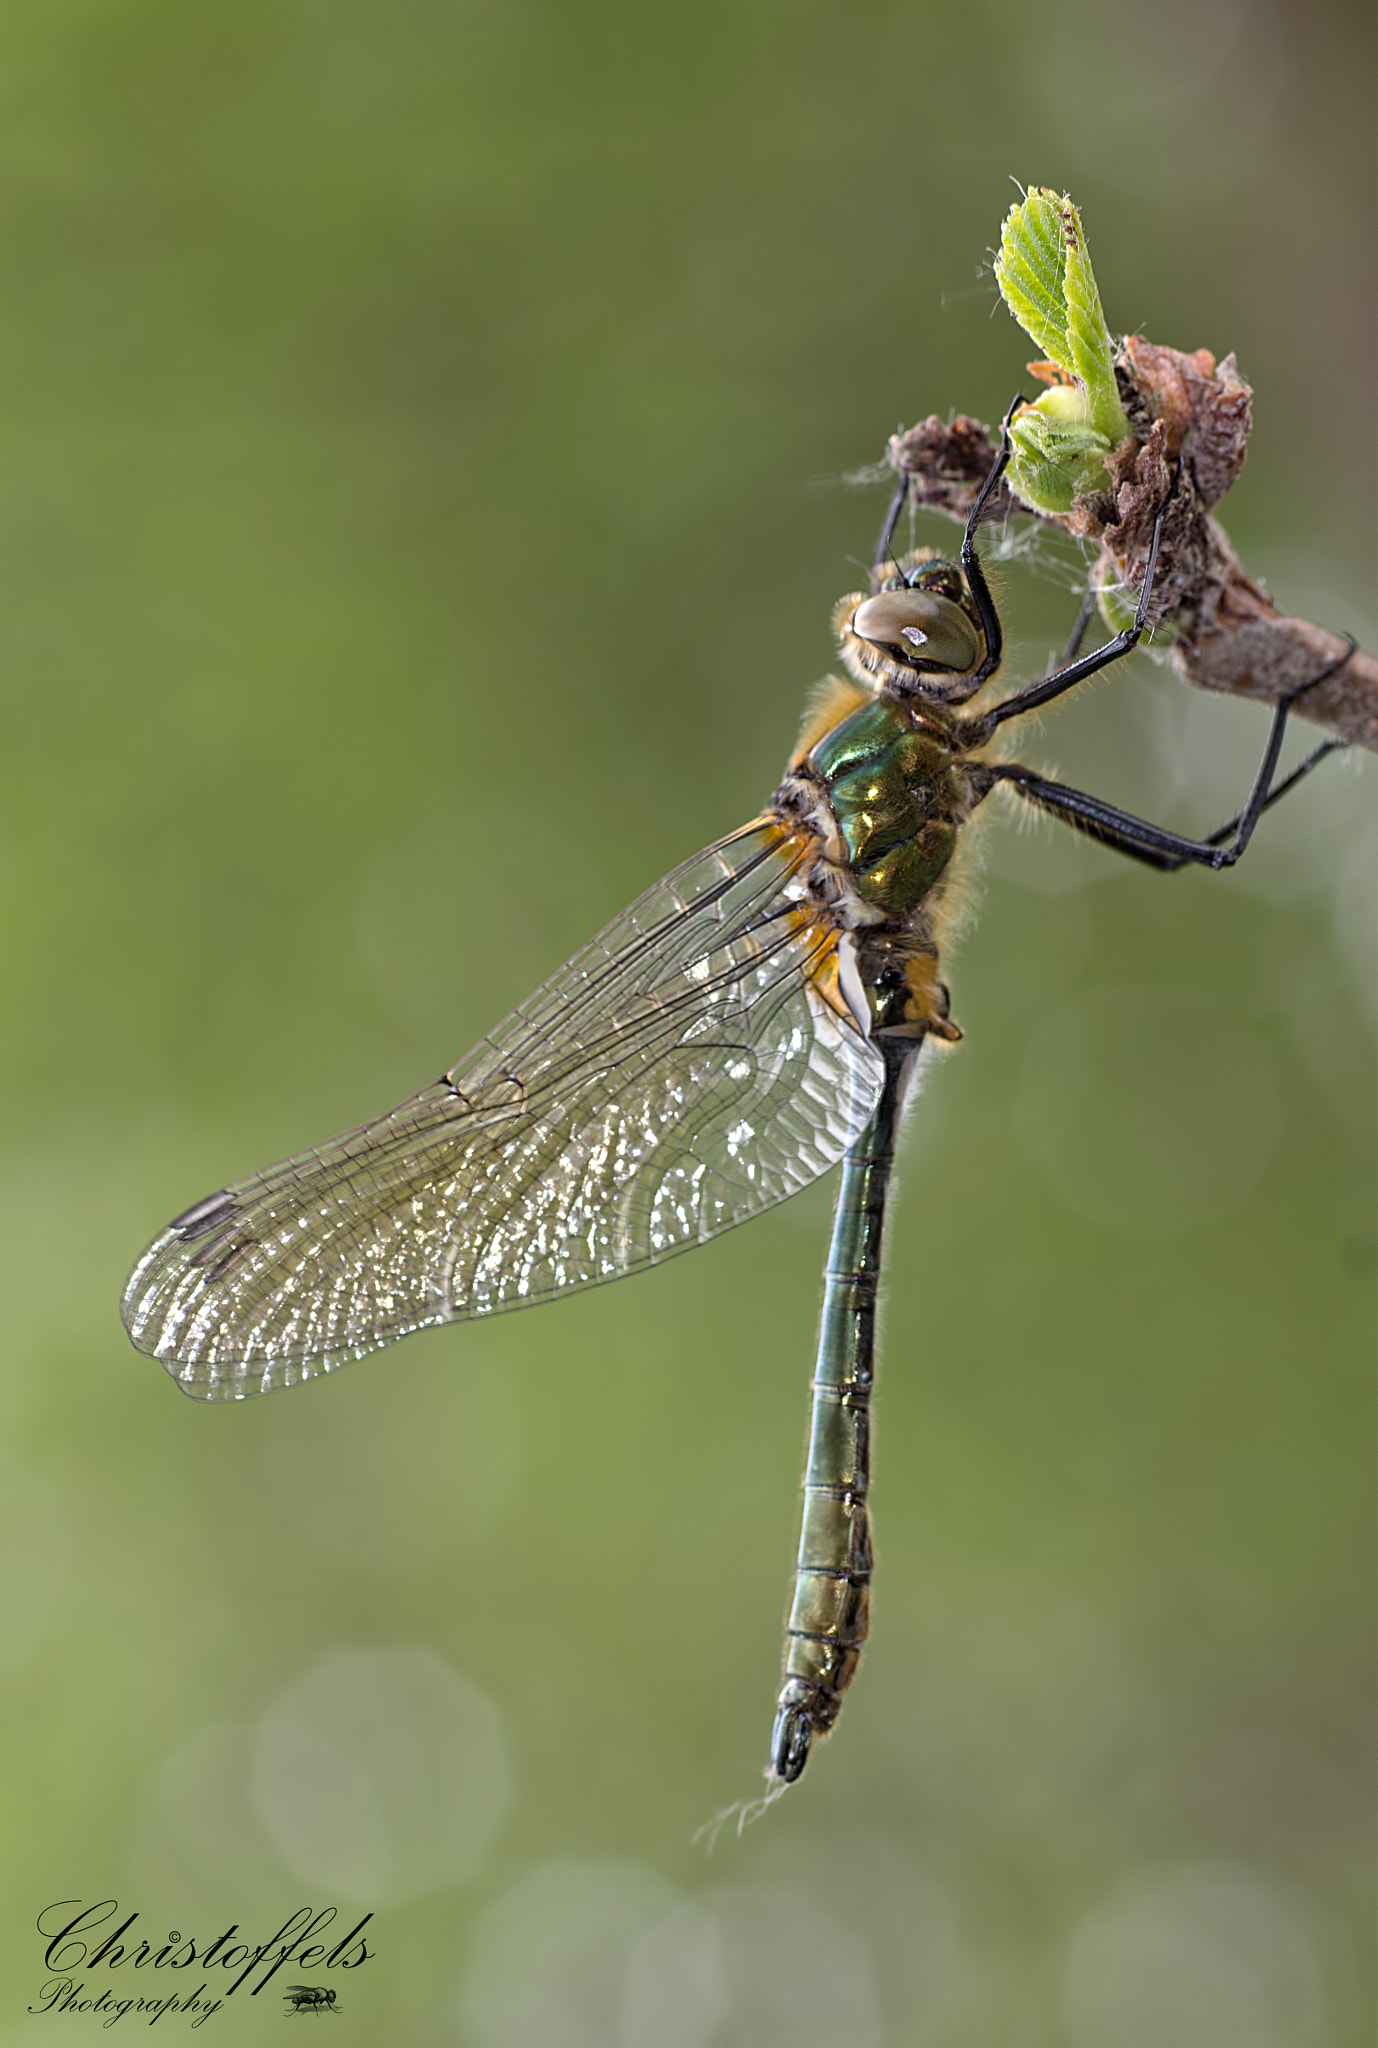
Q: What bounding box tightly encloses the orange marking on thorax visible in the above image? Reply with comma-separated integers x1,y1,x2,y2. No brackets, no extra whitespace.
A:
762,884,856,1036
749,811,816,855
802,930,855,1031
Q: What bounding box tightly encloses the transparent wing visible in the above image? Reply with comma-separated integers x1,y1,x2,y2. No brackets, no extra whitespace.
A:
123,815,883,1400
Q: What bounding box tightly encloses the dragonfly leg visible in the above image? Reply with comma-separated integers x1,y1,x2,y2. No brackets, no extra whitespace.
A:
986,641,1354,871
979,465,1181,734
872,469,911,579
875,396,1045,694
1061,584,1099,667
959,393,1026,690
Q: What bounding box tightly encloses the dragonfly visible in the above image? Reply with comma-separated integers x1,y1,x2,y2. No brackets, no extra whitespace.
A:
122,403,1350,1786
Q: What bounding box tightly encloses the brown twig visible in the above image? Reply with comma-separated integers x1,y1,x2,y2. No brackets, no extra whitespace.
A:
887,341,1377,753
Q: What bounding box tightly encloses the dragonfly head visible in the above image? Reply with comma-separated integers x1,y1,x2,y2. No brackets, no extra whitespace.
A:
838,552,987,702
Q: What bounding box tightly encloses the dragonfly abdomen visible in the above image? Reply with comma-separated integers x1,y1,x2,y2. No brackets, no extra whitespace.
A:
770,1036,912,1783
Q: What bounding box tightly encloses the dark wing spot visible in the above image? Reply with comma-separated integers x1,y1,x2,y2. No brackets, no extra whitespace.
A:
170,1190,242,1241
188,1225,239,1269
201,1238,259,1285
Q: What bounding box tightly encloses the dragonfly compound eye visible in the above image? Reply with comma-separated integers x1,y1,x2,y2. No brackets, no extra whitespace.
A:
850,590,981,675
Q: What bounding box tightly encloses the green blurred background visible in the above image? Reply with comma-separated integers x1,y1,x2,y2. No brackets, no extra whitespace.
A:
1,1,1373,2042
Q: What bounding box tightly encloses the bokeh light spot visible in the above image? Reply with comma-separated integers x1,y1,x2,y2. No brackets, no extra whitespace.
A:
1063,1862,1328,2048
251,1647,510,1903
460,1861,882,2048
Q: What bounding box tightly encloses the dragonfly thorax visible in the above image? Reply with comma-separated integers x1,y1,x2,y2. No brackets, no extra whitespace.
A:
804,695,968,917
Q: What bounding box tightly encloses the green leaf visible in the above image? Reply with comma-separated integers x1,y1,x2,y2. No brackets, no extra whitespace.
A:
994,187,1073,370
994,188,1131,515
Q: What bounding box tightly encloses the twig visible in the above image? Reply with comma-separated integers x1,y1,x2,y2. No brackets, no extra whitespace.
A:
887,339,1377,753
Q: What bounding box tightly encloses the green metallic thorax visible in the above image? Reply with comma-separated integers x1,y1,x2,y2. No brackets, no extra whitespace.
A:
807,697,967,913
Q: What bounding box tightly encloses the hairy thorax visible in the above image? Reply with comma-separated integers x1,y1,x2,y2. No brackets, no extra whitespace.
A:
774,678,983,1043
